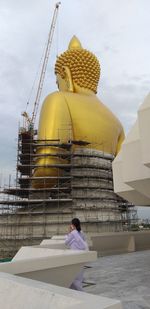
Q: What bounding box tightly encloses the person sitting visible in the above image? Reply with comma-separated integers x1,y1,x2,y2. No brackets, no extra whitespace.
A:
65,218,88,291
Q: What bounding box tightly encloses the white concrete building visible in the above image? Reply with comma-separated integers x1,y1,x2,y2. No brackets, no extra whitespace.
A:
113,93,150,206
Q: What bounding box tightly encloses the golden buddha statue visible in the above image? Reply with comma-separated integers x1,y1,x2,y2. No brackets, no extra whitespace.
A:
33,36,125,188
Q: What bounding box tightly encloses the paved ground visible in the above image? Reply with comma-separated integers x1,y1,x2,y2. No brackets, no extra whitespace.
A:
84,250,150,309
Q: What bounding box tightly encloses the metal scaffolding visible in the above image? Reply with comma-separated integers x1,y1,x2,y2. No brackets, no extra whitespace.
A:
0,126,137,258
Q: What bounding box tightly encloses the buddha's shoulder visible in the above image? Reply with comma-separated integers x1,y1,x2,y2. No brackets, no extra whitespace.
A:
44,91,89,102
43,91,66,102
43,92,77,110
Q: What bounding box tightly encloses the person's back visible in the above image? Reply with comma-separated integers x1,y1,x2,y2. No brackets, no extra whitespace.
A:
65,228,88,251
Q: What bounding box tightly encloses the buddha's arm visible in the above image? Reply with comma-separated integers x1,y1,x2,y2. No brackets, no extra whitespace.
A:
33,92,72,187
38,92,72,141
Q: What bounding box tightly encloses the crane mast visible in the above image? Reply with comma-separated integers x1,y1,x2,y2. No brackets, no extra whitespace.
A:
22,2,61,129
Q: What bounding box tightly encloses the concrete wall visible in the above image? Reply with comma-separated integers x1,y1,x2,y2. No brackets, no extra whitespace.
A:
90,231,150,256
113,93,150,205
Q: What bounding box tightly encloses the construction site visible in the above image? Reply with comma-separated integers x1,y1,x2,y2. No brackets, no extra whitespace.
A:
0,3,138,258
0,124,137,258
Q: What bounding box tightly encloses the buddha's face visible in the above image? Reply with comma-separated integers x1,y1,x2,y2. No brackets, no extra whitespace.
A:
56,74,68,91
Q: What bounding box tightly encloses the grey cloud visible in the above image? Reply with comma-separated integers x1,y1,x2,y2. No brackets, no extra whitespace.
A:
103,45,118,53
112,84,137,93
99,76,149,134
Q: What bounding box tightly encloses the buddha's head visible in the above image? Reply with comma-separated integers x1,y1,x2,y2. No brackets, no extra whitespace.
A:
55,36,100,94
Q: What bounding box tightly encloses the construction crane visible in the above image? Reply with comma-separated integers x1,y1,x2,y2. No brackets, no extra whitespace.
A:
21,111,33,127
22,2,61,130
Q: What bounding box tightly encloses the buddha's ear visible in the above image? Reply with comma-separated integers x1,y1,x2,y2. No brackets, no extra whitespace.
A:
63,66,74,92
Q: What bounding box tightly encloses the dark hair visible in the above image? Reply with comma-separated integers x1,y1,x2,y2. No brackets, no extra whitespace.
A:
72,218,81,232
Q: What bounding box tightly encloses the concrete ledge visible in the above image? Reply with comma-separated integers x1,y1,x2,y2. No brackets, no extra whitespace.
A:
12,246,72,260
134,232,150,251
39,238,66,249
0,272,122,309
91,231,150,256
0,247,96,288
51,235,66,240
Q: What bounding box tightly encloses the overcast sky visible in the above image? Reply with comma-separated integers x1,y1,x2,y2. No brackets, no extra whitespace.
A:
0,0,150,218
